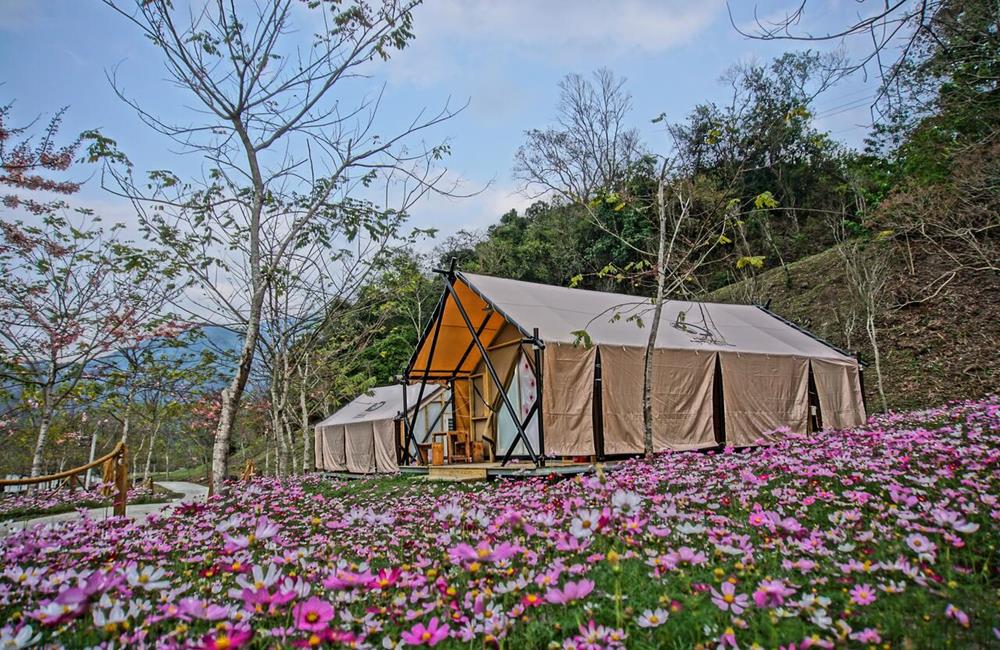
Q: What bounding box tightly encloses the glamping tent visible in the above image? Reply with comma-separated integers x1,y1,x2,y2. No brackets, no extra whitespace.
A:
314,384,450,473
401,267,866,466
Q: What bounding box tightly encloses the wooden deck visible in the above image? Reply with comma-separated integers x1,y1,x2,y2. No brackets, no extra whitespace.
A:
319,460,619,483
401,459,618,482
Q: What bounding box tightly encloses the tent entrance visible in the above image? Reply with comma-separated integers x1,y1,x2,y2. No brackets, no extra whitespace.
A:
402,260,545,467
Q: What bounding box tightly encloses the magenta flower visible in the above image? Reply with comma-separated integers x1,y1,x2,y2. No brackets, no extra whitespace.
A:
849,583,877,606
711,581,749,614
401,617,450,646
544,579,595,605
293,597,335,632
752,579,796,608
945,604,970,628
199,627,253,650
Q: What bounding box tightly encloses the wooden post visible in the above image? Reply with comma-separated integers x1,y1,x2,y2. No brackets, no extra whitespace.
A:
113,446,128,517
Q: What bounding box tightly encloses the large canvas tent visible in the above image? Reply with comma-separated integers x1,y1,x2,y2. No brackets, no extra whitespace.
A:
315,384,449,474
402,268,866,466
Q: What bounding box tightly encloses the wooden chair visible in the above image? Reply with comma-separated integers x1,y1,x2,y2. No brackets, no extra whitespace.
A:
447,430,473,463
416,443,433,466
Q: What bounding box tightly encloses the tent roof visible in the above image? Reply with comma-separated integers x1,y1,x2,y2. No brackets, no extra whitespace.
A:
408,272,854,378
316,383,444,428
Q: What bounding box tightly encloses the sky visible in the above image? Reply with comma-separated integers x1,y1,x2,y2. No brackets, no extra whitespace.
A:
0,0,883,243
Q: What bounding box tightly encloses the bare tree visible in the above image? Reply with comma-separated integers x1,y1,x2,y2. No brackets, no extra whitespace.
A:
514,69,644,203
729,1,942,112
833,216,894,412
102,0,463,493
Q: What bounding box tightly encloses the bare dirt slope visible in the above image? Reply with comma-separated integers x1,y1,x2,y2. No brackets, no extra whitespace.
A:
708,242,1000,412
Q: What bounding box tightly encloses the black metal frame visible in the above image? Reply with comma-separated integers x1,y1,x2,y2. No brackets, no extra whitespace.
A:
399,260,546,468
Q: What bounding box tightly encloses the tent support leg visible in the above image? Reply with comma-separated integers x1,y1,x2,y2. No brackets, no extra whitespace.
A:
440,274,540,467
399,379,409,464
532,327,546,466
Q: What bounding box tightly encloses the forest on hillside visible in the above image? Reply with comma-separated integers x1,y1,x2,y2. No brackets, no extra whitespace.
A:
0,0,996,481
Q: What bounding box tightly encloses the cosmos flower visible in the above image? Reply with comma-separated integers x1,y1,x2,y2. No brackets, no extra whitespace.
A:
711,581,749,614
400,617,450,646
293,596,335,632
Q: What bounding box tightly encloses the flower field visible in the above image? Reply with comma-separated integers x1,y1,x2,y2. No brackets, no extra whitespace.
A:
1,398,998,649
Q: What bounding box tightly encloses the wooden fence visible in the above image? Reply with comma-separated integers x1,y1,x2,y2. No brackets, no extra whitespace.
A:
0,443,129,517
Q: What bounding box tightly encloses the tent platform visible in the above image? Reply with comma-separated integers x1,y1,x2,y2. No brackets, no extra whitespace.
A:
400,459,618,482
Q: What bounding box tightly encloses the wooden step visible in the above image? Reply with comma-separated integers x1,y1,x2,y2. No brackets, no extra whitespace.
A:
427,465,488,482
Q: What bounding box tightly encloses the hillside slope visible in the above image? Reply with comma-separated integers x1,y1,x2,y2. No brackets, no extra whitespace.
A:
708,242,999,412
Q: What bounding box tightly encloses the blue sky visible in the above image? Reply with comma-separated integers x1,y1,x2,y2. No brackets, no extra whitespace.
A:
0,0,881,241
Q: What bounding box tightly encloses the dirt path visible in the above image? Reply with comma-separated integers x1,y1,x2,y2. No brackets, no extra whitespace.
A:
0,481,208,537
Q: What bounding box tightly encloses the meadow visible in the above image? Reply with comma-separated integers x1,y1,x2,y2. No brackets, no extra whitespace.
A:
1,397,997,648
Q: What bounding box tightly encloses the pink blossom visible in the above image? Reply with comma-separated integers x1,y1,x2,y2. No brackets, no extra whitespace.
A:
400,617,450,646
544,579,595,605
292,597,334,632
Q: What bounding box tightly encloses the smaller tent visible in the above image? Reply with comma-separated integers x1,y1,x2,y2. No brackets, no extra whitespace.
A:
314,384,449,474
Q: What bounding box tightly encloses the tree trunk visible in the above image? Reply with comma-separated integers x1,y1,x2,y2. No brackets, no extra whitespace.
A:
30,386,53,478
866,313,889,412
211,311,262,493
120,390,134,446
143,417,162,485
300,357,311,472
642,178,669,458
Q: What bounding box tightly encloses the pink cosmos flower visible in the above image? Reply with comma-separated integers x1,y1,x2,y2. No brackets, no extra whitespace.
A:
850,628,882,643
370,567,402,590
849,583,877,606
293,597,335,632
752,579,796,608
945,604,970,628
711,581,749,614
199,627,252,650
322,569,374,590
401,617,450,646
544,579,595,604
905,533,937,556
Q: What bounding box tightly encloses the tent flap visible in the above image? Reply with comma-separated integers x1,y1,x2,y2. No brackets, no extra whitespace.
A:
344,422,376,474
811,358,867,430
600,346,717,454
720,352,809,446
372,419,399,473
542,343,596,455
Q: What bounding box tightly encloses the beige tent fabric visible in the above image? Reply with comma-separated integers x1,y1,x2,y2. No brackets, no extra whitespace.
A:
460,273,855,361
542,343,596,455
372,419,399,472
314,424,347,471
344,422,375,474
599,347,717,453
720,352,809,446
651,348,717,450
811,358,867,430
314,424,326,470
328,426,347,470
596,346,644,454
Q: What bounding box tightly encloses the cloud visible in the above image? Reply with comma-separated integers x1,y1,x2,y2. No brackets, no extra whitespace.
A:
388,0,723,88
413,1,721,54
